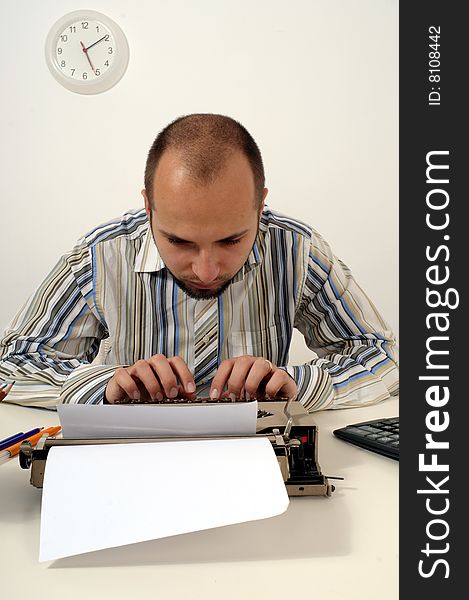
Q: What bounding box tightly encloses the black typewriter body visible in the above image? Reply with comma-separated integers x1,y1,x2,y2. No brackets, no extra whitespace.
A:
256,401,333,496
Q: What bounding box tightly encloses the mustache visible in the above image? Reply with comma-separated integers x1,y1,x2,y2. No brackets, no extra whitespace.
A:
184,276,229,284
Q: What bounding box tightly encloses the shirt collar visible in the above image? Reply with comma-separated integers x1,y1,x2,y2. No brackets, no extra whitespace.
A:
134,221,265,274
134,226,165,273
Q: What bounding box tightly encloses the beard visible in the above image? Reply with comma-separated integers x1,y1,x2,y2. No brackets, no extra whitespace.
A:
171,273,234,300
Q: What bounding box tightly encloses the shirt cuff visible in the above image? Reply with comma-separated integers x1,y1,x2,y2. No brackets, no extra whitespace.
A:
60,364,118,404
280,364,334,412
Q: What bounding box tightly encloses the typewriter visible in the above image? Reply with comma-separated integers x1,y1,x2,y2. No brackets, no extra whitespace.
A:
19,396,335,497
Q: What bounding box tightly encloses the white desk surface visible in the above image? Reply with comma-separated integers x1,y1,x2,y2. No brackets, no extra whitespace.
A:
0,398,398,600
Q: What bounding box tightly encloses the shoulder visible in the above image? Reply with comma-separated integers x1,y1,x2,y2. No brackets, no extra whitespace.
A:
260,206,335,272
260,205,313,239
81,208,149,248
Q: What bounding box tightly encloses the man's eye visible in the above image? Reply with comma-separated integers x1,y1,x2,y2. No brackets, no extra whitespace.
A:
167,238,186,245
222,239,241,246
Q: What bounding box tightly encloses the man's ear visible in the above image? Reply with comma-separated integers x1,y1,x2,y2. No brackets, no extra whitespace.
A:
260,187,268,213
142,189,151,217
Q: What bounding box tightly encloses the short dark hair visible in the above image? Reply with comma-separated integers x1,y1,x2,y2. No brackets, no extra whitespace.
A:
144,113,265,207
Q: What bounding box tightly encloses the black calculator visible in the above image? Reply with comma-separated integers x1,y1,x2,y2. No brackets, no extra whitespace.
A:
333,417,399,460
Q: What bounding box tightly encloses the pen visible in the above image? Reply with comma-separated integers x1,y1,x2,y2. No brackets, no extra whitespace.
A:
0,380,15,390
0,426,61,461
0,431,24,447
0,428,41,451
0,381,15,400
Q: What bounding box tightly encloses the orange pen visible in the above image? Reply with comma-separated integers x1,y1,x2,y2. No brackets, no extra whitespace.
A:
2,426,62,458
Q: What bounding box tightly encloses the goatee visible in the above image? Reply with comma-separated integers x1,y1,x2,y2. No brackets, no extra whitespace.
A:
173,276,233,300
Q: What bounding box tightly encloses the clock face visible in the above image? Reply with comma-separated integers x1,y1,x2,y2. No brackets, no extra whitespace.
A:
45,11,129,94
55,19,115,83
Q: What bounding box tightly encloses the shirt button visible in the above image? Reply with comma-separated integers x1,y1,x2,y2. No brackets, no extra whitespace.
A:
203,335,210,345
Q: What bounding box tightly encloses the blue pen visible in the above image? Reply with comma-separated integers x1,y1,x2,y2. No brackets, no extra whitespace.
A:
0,432,25,450
0,428,42,453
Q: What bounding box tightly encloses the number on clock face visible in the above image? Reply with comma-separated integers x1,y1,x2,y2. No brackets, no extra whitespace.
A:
55,20,115,81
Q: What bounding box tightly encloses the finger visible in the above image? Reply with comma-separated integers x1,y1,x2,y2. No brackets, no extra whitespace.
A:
148,354,179,398
264,369,297,399
128,359,164,401
168,356,196,397
210,359,235,399
226,356,257,400
244,358,275,399
107,367,142,402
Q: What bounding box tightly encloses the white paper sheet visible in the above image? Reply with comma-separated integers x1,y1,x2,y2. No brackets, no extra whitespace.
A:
57,401,258,438
39,437,289,561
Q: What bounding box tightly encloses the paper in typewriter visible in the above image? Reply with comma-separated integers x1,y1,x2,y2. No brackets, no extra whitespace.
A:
39,437,289,561
57,401,258,438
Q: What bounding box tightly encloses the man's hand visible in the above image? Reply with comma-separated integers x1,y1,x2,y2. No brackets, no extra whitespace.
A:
210,356,297,401
105,355,196,404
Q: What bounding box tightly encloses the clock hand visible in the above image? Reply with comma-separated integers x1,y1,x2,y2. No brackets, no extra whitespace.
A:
80,41,96,74
85,34,108,52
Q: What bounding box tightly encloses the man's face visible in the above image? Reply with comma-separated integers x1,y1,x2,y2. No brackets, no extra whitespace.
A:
143,149,267,300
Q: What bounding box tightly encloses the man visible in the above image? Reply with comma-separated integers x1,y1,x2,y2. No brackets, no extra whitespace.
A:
0,113,398,410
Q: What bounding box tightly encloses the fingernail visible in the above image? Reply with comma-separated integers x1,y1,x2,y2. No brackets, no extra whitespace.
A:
187,381,196,393
210,388,218,400
229,393,236,403
156,392,163,401
169,387,178,398
246,392,251,401
133,391,140,400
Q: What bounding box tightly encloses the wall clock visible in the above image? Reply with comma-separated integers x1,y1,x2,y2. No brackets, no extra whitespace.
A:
45,10,129,94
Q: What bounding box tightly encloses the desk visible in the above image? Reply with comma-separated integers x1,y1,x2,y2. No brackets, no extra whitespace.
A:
0,398,398,600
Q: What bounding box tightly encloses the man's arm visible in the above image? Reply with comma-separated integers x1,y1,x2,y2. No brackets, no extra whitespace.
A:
0,240,117,408
289,234,399,412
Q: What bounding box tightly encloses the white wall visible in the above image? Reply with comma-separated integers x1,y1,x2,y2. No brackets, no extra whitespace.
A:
0,0,398,364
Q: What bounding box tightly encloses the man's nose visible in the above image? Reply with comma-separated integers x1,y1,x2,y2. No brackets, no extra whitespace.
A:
192,251,220,284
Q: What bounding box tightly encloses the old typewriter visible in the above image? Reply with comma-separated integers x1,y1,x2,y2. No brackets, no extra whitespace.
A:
19,395,335,497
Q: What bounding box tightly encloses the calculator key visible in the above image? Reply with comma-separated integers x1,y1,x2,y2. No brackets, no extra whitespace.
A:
342,427,367,436
378,436,393,443
360,426,383,434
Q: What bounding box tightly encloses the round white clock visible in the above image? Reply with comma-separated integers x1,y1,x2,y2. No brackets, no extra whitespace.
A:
45,10,129,94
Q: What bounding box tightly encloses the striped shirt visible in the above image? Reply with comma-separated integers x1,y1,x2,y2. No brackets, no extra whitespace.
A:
0,206,398,410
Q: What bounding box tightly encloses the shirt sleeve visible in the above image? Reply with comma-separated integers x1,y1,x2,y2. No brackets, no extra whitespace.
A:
287,233,399,412
0,239,117,408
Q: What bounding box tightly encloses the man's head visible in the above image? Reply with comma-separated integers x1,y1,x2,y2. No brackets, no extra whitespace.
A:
142,114,268,299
